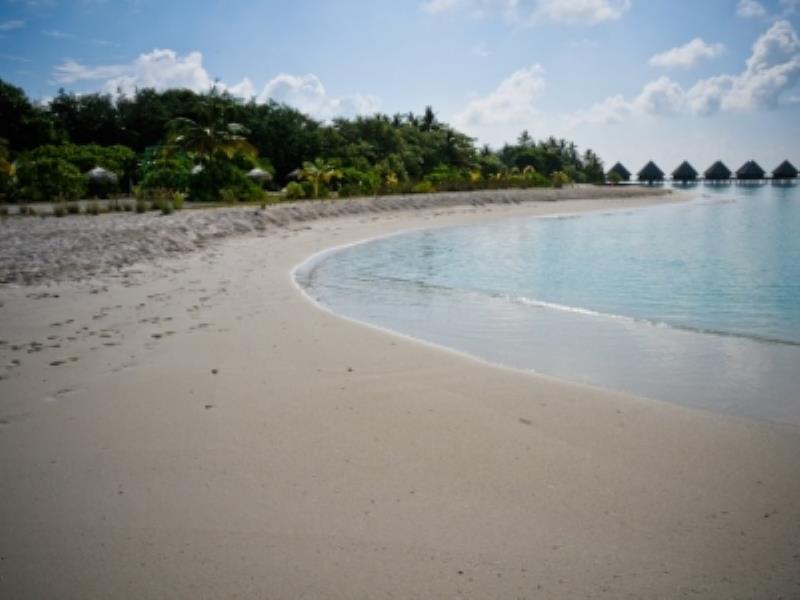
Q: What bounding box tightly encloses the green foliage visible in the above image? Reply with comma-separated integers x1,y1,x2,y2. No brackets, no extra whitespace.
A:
284,181,306,200
295,158,341,198
86,201,101,215
189,159,261,202
15,157,85,201
2,77,609,200
550,170,571,188
53,203,67,217
140,154,192,192
0,206,8,217
66,201,80,214
135,199,149,213
411,181,436,194
607,171,623,185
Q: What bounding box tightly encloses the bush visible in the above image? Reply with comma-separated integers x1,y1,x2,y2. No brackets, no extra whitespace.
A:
550,171,571,188
66,202,80,214
607,172,623,185
15,157,86,201
122,202,134,212
135,199,149,213
171,191,185,210
411,181,436,194
86,201,101,215
189,159,261,202
0,206,9,217
53,203,67,217
284,181,305,200
159,200,174,215
140,156,192,193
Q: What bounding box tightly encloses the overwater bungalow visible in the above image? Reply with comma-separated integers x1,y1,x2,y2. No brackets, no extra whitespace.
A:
671,161,698,183
736,160,766,181
607,162,631,182
704,161,732,181
637,161,665,184
772,160,798,180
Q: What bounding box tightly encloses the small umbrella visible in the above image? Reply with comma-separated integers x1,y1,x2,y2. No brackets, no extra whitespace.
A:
246,168,273,184
85,166,118,185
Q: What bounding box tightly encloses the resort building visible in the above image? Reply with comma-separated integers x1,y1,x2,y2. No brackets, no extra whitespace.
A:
772,160,799,180
637,161,665,184
704,161,732,181
736,160,766,181
671,161,698,183
607,162,631,182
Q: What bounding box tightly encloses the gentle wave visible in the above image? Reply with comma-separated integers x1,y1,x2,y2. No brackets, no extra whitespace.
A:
504,293,800,348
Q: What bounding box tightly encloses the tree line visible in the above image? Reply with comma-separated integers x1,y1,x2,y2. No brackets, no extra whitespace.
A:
0,78,606,203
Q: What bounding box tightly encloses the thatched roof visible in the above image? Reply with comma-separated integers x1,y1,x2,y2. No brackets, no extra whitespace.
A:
736,160,765,180
637,161,664,182
672,161,698,181
704,161,731,180
246,168,273,182
85,166,118,184
607,162,631,180
772,160,798,179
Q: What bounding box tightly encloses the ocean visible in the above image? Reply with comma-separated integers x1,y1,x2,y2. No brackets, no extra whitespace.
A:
296,183,800,427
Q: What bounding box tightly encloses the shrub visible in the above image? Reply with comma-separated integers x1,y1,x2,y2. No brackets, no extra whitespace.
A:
53,203,67,217
550,171,571,188
140,156,192,193
122,202,134,212
15,157,86,201
283,182,305,200
66,202,80,214
86,201,101,215
219,187,238,204
135,199,149,213
171,191,186,210
411,181,436,194
0,206,9,217
189,159,261,202
160,201,174,215
607,172,623,185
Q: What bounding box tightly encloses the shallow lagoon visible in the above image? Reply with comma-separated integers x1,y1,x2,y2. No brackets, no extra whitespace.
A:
298,183,800,427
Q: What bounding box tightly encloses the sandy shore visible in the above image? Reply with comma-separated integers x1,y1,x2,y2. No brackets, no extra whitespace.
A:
1,189,799,598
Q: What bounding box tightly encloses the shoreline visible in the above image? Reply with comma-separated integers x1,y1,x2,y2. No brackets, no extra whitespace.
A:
1,190,799,598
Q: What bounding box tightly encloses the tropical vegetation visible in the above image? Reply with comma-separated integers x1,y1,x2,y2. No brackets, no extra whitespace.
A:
0,77,608,206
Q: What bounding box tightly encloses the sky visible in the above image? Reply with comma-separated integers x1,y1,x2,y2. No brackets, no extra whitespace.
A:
1,0,799,172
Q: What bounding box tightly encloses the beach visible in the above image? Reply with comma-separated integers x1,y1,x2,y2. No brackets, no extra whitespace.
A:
1,187,799,598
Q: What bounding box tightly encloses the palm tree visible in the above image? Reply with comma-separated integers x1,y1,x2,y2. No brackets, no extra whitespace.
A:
165,101,256,164
295,158,341,198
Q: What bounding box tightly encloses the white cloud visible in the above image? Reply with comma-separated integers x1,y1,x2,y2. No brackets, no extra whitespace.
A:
649,38,725,69
259,73,380,119
454,65,546,127
50,49,380,119
0,19,25,31
737,0,767,18
570,20,800,124
420,0,630,24
532,0,630,24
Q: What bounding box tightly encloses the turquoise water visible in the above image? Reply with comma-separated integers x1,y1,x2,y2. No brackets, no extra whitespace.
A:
297,184,800,426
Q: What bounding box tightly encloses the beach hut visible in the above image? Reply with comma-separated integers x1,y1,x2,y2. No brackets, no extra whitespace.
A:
85,166,118,199
704,161,731,181
771,160,798,180
246,168,273,186
607,162,631,182
671,161,698,183
637,161,665,184
735,160,765,181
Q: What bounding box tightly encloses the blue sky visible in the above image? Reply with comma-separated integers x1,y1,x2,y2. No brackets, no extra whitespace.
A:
1,0,799,171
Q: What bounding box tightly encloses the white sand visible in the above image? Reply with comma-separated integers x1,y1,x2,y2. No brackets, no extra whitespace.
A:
1,190,799,599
